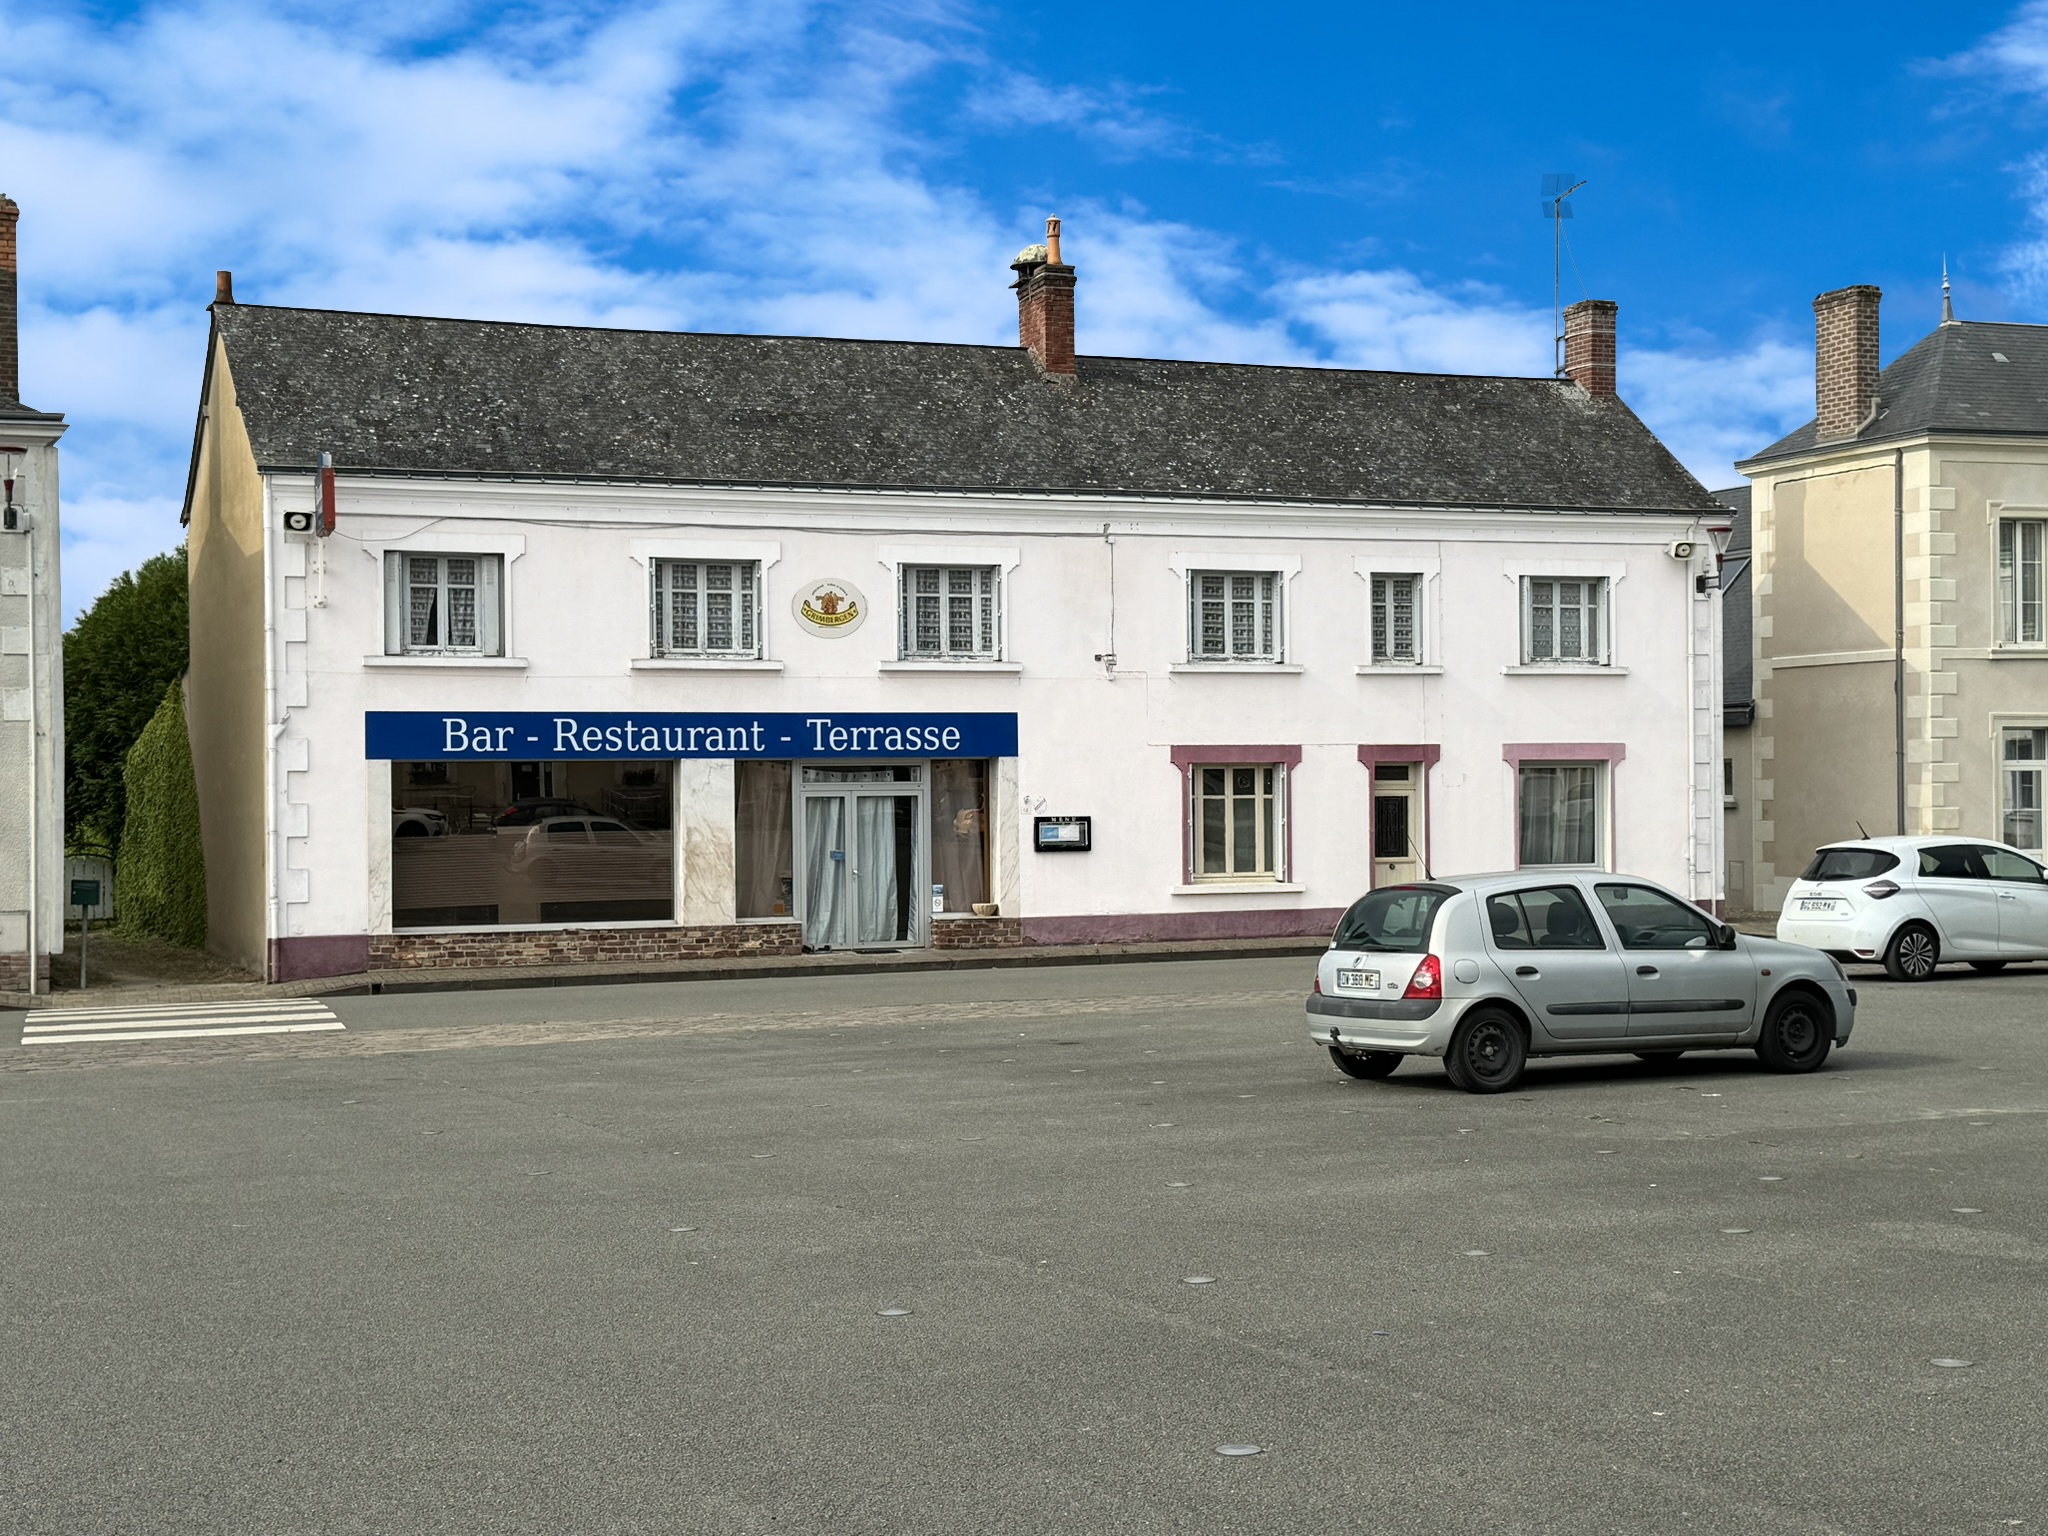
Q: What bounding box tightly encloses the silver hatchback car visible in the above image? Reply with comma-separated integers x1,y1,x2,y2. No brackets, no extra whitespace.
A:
1306,872,1857,1093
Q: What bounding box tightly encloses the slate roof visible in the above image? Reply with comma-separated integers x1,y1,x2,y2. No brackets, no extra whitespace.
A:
186,303,1720,520
1742,319,2048,466
1710,486,1753,724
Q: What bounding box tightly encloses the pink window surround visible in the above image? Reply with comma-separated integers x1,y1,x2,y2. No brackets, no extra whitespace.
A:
1357,745,1443,880
1502,742,1626,870
1170,745,1303,884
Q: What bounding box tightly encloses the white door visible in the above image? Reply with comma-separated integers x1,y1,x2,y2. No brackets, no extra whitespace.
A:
1372,766,1422,886
1912,844,2002,958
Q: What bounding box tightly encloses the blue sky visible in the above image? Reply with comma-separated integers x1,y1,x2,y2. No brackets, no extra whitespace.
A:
7,0,2048,620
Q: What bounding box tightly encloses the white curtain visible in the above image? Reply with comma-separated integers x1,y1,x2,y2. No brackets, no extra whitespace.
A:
855,796,903,943
1519,765,1598,865
804,797,845,948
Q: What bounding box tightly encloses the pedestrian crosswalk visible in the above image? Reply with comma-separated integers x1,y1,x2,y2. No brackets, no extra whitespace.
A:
19,998,345,1046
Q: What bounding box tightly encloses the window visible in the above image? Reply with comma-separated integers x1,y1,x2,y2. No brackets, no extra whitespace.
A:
2003,727,2048,850
1999,520,2046,646
1521,577,1607,664
735,761,794,918
1486,885,1605,950
1192,764,1282,879
1983,846,2046,883
388,760,672,929
653,560,758,658
1332,885,1452,952
1594,883,1718,950
1917,844,1989,880
1800,847,1900,882
1189,571,1280,662
931,760,991,913
1370,574,1419,663
387,553,502,655
1517,763,1601,867
900,566,999,659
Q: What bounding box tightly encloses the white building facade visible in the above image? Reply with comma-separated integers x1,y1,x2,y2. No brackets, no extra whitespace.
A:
183,264,1728,981
0,194,66,995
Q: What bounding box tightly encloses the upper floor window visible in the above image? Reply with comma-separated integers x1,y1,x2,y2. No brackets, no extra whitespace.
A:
1189,571,1280,662
386,553,502,656
1998,519,2045,646
1521,577,1607,665
653,559,759,658
1371,573,1420,664
901,566,999,659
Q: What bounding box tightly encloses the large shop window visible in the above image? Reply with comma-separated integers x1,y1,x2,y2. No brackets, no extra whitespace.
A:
1521,577,1607,665
736,761,796,918
930,759,990,913
1192,764,1282,880
653,559,760,658
1998,520,2046,646
2004,727,2048,851
1188,571,1281,662
900,566,1000,659
1517,763,1602,867
385,554,503,656
389,761,672,929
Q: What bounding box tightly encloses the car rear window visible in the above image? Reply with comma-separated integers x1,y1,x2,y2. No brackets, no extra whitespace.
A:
1332,885,1457,952
1801,847,1900,881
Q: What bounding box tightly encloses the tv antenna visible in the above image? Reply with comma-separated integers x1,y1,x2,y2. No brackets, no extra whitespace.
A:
1541,174,1586,376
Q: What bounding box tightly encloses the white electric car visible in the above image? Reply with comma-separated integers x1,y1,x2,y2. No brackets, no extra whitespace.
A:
1776,835,2048,981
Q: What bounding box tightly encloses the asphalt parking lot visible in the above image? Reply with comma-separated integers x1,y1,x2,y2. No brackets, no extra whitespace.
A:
2,956,2042,1535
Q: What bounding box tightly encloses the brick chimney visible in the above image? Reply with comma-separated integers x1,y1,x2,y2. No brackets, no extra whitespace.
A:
1562,299,1618,397
0,195,19,409
1813,284,1880,440
1010,216,1076,376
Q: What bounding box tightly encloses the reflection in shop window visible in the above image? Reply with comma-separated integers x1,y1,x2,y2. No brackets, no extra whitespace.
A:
931,760,990,912
736,761,795,918
389,761,673,929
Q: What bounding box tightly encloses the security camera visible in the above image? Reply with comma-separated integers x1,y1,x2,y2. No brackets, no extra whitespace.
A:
1667,540,1697,560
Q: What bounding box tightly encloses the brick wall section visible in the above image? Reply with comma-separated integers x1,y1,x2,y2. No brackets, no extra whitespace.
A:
1813,285,1880,440
370,923,803,970
1563,299,1617,397
930,917,1024,949
0,953,50,991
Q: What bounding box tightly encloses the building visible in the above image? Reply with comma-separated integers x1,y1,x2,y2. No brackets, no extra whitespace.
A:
1734,282,2048,913
0,195,67,995
181,228,1729,982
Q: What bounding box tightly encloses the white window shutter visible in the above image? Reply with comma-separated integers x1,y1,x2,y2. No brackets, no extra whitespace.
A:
383,552,404,654
479,555,503,656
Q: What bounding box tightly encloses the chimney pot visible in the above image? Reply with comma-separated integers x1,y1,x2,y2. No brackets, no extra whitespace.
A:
0,194,19,408
1563,299,1618,398
1813,284,1880,440
215,270,236,306
1011,216,1076,376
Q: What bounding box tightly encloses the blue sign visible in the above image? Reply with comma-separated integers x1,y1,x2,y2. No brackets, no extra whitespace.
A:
365,711,1019,761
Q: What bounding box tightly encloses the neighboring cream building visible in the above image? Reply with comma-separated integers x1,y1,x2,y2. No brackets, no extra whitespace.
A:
1734,282,2048,913
0,194,67,994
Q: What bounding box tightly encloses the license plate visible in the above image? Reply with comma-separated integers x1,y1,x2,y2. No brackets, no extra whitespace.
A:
1336,968,1380,990
1798,899,1839,913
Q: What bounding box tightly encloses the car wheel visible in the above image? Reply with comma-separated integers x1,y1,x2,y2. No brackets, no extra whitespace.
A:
1329,1047,1401,1080
1634,1051,1686,1068
1445,1009,1527,1094
1882,922,1939,983
1755,989,1832,1074
1970,961,2007,974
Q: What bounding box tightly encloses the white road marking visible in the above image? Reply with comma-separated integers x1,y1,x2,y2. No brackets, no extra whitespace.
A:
20,999,343,1045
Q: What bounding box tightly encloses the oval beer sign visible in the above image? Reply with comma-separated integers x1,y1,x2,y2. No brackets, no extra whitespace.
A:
793,578,866,637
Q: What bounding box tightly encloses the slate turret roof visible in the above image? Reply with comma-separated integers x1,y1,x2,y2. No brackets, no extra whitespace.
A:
186,303,1720,521
1741,318,2048,466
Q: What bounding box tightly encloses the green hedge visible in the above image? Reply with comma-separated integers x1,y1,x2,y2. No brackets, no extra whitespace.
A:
116,681,207,948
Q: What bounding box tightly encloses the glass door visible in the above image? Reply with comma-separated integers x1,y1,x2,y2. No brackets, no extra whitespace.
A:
799,765,926,950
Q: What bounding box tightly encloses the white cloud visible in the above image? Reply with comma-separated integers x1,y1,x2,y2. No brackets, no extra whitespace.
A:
4,0,1810,621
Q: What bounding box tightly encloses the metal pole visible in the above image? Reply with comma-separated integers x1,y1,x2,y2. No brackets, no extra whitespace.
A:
23,483,36,997
79,905,87,990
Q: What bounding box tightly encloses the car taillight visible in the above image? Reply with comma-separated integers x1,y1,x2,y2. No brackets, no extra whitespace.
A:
1863,880,1900,899
1403,954,1442,1000
1313,973,1323,995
